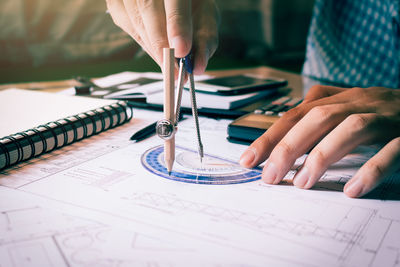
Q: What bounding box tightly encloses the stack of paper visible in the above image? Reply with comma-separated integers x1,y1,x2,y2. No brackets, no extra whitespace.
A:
93,72,278,110
146,87,276,110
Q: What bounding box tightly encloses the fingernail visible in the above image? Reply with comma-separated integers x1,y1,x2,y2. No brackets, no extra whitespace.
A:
344,179,365,198
171,37,189,57
239,148,256,167
262,161,277,184
293,166,309,188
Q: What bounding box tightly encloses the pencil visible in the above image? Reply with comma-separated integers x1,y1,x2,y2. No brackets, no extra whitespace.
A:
163,48,175,175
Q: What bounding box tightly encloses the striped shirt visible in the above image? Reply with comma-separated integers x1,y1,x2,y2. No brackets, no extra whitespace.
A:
303,0,400,88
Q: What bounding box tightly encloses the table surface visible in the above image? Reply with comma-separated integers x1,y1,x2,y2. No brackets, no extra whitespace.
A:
0,66,315,109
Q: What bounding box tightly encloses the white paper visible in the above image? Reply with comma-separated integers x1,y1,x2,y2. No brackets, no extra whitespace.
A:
147,87,275,109
0,89,117,137
1,109,399,267
69,71,274,110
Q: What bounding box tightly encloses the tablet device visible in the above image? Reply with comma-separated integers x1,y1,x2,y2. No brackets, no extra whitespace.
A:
194,75,287,95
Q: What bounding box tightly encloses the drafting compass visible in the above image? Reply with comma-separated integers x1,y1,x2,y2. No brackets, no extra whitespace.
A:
156,48,204,174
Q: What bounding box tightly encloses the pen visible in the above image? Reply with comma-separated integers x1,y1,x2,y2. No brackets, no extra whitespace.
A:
129,121,157,142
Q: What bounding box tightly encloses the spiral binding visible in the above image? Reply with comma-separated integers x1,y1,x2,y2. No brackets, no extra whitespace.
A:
0,101,132,170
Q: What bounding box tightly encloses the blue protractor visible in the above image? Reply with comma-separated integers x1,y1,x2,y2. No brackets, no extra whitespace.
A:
141,145,262,184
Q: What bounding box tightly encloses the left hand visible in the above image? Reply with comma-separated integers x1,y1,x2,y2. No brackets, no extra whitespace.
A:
239,85,400,198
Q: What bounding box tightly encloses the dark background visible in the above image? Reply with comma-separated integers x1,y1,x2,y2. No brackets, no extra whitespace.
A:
0,0,315,84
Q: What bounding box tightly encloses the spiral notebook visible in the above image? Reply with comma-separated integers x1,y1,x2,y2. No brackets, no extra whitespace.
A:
0,89,133,170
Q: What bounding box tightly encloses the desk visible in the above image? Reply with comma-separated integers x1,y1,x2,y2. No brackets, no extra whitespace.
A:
0,65,308,93
0,66,316,114
0,66,399,267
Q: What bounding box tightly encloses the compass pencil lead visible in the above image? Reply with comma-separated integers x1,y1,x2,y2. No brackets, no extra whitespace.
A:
168,171,171,176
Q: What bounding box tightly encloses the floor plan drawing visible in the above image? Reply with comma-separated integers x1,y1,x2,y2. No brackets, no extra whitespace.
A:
1,111,399,266
0,187,261,267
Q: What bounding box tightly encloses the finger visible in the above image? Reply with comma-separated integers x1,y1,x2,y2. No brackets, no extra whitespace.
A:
192,29,218,75
164,0,192,58
192,0,219,74
293,113,381,189
344,137,400,198
260,103,369,184
109,0,157,61
238,105,317,169
239,87,372,169
107,0,145,47
135,0,169,66
303,85,347,104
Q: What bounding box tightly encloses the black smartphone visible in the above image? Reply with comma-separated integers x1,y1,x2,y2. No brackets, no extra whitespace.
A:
194,75,288,95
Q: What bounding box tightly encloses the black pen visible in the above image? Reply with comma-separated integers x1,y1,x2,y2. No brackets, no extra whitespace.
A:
130,115,187,142
130,121,157,142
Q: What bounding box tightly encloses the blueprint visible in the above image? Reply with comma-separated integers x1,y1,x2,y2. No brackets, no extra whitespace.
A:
1,109,400,267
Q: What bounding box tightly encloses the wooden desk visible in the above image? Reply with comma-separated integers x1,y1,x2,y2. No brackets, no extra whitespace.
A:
0,66,314,99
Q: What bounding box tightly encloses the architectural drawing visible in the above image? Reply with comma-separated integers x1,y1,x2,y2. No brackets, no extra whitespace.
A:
0,188,257,267
0,112,399,266
124,191,400,267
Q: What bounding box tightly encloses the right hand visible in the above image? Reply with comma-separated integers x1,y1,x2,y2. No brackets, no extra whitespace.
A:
106,0,219,74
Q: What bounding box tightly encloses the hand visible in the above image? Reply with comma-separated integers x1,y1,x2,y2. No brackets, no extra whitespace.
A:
106,0,219,74
239,85,400,198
